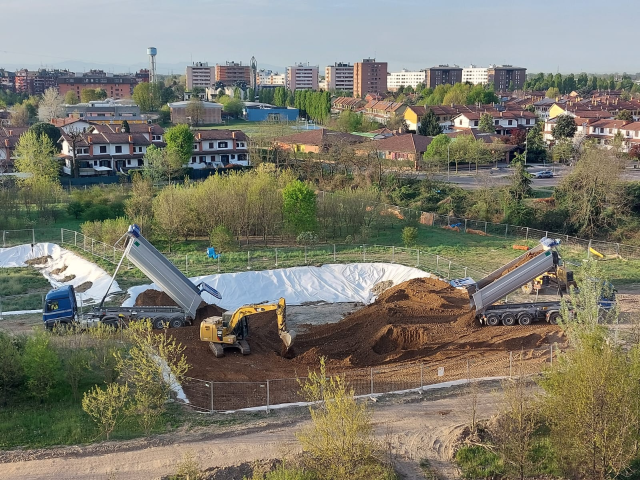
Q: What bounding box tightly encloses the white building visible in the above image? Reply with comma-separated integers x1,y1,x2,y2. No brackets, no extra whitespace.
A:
186,62,216,90
286,63,319,91
386,69,426,91
325,63,354,92
462,65,489,85
257,69,285,86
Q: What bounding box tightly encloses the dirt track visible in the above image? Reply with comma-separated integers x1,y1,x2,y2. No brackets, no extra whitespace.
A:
0,382,505,480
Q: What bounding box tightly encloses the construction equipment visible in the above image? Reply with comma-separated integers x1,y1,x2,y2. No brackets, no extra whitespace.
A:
520,265,577,294
200,297,295,357
43,224,221,330
451,237,615,326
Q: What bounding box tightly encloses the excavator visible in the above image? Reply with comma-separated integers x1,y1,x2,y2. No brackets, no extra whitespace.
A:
520,265,577,295
199,297,295,358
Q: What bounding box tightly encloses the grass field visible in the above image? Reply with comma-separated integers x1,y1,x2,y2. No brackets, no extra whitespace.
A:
0,268,52,312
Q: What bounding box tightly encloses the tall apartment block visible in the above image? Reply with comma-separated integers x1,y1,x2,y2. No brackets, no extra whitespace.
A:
186,62,216,90
215,61,251,86
286,63,319,91
325,62,354,92
353,58,388,97
424,65,463,88
487,65,527,90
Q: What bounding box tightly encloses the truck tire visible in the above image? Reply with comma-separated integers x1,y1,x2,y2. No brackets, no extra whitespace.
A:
518,314,533,326
486,314,500,326
153,317,167,329
501,314,516,326
102,316,119,328
548,312,560,325
169,317,184,328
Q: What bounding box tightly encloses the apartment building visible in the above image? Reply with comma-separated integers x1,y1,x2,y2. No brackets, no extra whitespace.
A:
61,100,143,125
487,65,527,91
257,69,285,86
14,69,71,96
387,69,426,91
186,62,216,90
353,58,388,98
215,62,251,86
325,63,354,92
462,65,489,85
286,63,319,91
424,65,463,89
57,70,143,101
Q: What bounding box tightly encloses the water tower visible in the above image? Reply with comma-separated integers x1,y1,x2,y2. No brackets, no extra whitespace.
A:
147,47,157,84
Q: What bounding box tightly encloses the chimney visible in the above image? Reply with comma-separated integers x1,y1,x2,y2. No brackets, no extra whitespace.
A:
4,139,8,147
232,131,236,138
128,135,132,143
8,130,12,136
198,132,202,140
87,136,92,143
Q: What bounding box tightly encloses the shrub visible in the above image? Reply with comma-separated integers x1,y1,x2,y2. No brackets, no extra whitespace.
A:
0,331,23,405
296,231,318,246
402,226,418,247
209,225,237,253
22,330,60,401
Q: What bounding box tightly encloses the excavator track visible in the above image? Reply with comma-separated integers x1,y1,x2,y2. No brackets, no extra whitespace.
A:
209,342,225,358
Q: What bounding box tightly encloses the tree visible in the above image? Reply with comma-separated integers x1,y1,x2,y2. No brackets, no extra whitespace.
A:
121,120,130,133
209,225,236,253
63,90,78,105
402,226,418,247
80,88,104,103
423,133,451,170
296,358,376,479
273,87,287,107
132,82,155,112
551,114,577,140
417,109,443,136
37,87,64,122
22,330,60,401
164,124,195,169
223,98,244,118
82,383,130,440
616,109,633,122
14,130,60,180
0,331,23,405
283,180,317,234
478,112,496,133
29,123,62,152
545,87,560,99
143,145,184,183
508,154,532,201
125,172,154,234
65,128,84,178
10,103,30,127
185,96,205,125
551,138,574,164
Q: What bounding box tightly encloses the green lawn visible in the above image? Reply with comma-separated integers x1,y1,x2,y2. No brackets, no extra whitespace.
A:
0,268,52,312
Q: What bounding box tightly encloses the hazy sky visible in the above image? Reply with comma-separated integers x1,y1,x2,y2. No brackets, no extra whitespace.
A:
1,0,638,75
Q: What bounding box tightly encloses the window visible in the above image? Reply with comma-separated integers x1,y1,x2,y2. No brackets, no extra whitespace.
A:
508,120,513,125
99,146,107,153
193,144,198,150
115,145,122,153
494,120,499,125
473,121,478,127
238,153,247,161
218,141,228,148
199,156,206,163
237,142,245,147
209,142,214,149
231,154,236,159
191,156,196,163
46,300,59,312
526,119,531,125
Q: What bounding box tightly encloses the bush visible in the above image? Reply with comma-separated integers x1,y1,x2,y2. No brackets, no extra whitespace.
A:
296,231,318,246
22,330,60,401
455,445,504,479
209,225,237,253
402,227,418,247
84,204,112,222
0,331,23,405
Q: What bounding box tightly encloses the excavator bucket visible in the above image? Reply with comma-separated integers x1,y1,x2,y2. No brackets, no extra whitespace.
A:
279,330,296,350
276,297,295,351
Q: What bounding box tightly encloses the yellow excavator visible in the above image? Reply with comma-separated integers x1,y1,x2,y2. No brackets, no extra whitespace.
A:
199,297,295,358
521,265,577,295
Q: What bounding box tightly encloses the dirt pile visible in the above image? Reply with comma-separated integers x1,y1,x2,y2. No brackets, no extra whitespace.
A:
134,288,224,322
499,249,543,278
25,255,51,266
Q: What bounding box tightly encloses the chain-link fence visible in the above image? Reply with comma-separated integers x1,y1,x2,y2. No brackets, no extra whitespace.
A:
182,346,557,412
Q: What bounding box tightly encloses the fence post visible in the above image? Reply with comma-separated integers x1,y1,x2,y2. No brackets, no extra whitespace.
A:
616,243,620,256
75,231,77,247
248,250,250,267
509,351,513,378
587,239,592,258
392,246,395,263
417,249,420,267
545,231,548,238
484,221,487,234
505,224,508,238
275,248,278,267
266,380,270,414
464,267,468,277
32,229,35,245
333,244,336,262
210,382,214,412
436,255,439,273
113,247,116,263
362,245,366,262
1,231,4,248
525,227,529,241
420,363,424,391
217,254,220,273
305,246,308,265
448,261,451,279
91,239,94,255
370,368,374,395
464,219,467,232
185,254,188,275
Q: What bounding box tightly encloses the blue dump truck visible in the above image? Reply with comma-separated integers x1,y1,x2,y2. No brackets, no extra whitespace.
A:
451,238,616,326
43,225,221,330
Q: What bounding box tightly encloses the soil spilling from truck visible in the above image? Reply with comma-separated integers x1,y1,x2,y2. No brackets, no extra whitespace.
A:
134,289,225,321
138,277,564,384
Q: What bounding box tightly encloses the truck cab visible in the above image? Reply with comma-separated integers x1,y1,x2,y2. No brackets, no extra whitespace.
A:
43,285,78,329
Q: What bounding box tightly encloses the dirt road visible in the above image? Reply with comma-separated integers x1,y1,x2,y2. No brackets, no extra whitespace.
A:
0,383,502,480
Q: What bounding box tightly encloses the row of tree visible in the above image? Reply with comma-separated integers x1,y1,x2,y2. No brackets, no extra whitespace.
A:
526,72,639,94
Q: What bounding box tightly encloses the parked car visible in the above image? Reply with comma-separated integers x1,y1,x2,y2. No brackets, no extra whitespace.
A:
534,170,554,178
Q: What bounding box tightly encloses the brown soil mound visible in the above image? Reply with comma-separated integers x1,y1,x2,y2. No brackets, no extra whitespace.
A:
51,265,68,275
25,255,52,266
499,249,543,278
135,288,225,322
75,281,93,292
60,274,76,283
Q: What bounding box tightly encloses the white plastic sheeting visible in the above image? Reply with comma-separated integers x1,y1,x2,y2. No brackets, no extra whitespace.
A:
123,263,431,311
0,243,119,304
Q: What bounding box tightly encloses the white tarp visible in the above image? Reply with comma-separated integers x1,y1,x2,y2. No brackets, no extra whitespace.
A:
0,243,118,304
123,263,430,311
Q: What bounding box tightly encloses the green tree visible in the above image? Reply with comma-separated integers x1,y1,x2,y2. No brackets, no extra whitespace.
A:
551,138,574,164
82,383,130,440
63,90,78,105
164,124,195,169
28,123,62,152
185,96,205,125
551,114,577,140
417,109,443,136
402,226,418,247
209,225,236,252
10,103,30,127
22,330,60,401
80,88,103,103
283,180,317,234
125,172,154,234
273,87,287,107
478,112,496,133
616,109,633,122
0,331,23,405
508,154,532,201
132,82,155,112
545,87,560,99
223,97,244,118
423,133,451,170
121,120,130,133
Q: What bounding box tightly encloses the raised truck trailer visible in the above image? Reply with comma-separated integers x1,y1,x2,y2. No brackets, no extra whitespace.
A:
43,224,221,330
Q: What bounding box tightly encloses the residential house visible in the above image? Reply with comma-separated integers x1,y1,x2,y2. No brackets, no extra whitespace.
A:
189,130,250,169
404,105,462,132
186,62,216,90
275,128,366,154
57,70,145,101
424,65,462,88
0,127,28,173
61,100,144,125
486,65,527,91
452,110,537,135
361,100,406,125
331,97,366,113
387,70,426,91
371,134,432,169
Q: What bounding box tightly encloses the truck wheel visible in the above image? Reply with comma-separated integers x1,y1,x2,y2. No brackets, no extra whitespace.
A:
548,312,560,325
169,317,183,328
521,283,534,295
153,317,167,329
518,314,533,326
501,314,516,326
486,315,500,326
102,317,119,328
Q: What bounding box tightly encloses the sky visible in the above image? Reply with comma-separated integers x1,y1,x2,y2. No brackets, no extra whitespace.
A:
1,0,638,75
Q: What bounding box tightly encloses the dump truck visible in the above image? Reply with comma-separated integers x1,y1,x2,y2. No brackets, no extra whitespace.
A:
450,238,615,326
43,224,222,330
200,297,295,357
